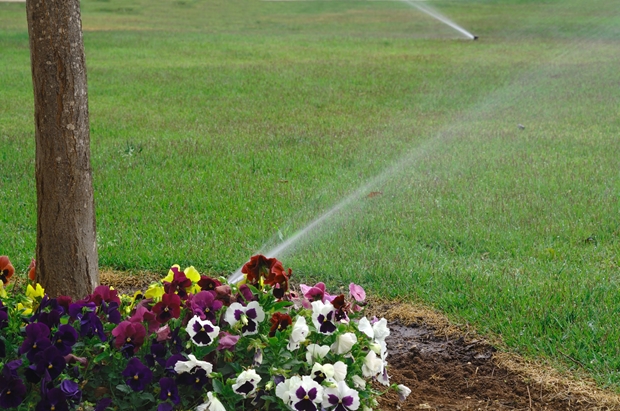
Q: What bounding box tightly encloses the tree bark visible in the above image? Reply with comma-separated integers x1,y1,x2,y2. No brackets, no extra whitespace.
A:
26,0,98,298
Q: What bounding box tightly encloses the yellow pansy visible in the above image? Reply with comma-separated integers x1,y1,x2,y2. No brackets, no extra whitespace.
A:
184,266,201,283
17,302,33,316
26,283,45,299
0,281,6,298
190,283,202,295
163,265,180,283
145,284,164,301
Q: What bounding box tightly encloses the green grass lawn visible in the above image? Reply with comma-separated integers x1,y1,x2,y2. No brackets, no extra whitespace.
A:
1,0,620,389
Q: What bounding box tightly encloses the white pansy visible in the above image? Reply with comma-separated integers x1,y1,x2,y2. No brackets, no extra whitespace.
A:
306,344,330,365
361,351,383,378
351,375,366,389
186,315,220,347
275,375,301,405
332,361,347,382
357,317,390,344
174,354,213,374
396,384,412,401
232,368,262,398
196,392,226,411
287,316,310,351
330,332,357,355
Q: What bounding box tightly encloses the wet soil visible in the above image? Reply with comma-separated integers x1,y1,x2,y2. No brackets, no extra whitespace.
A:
379,320,613,411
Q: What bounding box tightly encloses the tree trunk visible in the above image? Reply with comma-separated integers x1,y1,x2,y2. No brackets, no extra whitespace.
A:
26,0,98,299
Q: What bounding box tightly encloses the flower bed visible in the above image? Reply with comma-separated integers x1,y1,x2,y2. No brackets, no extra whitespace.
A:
0,254,409,410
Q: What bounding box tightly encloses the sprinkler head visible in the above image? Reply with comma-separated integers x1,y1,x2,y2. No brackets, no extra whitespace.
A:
473,35,479,40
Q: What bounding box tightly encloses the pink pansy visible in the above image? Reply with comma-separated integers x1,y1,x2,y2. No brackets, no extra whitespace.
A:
129,306,159,333
217,331,240,351
349,283,366,302
300,282,327,302
156,325,171,342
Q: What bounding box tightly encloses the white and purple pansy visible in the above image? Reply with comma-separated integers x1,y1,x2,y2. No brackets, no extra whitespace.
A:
311,300,337,334
322,381,360,411
232,368,262,398
276,375,323,411
224,301,265,335
186,315,220,347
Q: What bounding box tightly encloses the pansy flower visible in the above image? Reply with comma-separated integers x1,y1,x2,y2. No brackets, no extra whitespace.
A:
197,275,222,292
196,392,226,411
51,324,79,356
121,358,153,392
240,254,279,285
111,321,146,355
152,292,181,324
0,372,26,408
86,285,121,306
0,300,8,329
60,379,82,406
158,377,180,405
322,381,360,411
287,316,309,351
25,346,67,383
217,331,240,351
0,256,15,285
269,312,292,337
396,384,412,402
35,387,69,411
276,375,323,411
186,315,220,346
173,354,213,375
163,266,192,299
264,262,292,299
19,322,52,362
306,344,330,365
331,294,351,323
300,282,328,302
330,332,357,355
349,283,366,302
311,300,337,334
189,291,223,323
28,258,36,281
357,317,390,345
232,369,261,398
129,305,160,334
224,301,265,335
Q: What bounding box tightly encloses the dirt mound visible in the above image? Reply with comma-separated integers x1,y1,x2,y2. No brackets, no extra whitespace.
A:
375,303,620,411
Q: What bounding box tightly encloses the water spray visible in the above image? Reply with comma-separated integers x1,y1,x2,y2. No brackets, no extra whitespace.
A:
401,0,477,40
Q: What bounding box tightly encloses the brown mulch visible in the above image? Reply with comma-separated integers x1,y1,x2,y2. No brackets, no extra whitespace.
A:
100,271,620,411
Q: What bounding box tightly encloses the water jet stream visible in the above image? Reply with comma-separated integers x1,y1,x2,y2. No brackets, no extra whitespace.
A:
401,0,476,40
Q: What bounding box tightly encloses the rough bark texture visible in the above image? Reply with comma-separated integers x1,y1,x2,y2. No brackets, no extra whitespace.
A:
26,0,98,298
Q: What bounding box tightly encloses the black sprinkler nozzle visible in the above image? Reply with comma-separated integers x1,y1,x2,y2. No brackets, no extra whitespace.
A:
473,36,479,40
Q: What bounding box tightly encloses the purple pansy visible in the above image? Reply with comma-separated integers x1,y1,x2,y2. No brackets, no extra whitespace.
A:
35,387,69,411
60,379,82,406
189,291,223,323
122,358,153,392
159,377,180,404
25,346,67,383
52,324,79,356
0,372,26,408
19,322,52,361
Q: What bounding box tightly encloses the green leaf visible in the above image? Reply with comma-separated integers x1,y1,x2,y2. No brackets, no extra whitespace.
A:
94,351,109,363
115,384,133,394
212,379,224,394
